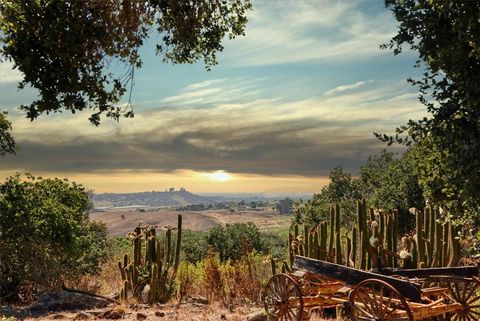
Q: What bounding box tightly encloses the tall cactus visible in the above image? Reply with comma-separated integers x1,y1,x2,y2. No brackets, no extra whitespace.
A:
118,214,182,303
288,202,462,271
334,204,342,264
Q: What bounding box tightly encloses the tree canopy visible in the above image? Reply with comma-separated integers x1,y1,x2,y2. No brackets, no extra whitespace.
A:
0,0,252,125
296,150,424,232
380,0,480,221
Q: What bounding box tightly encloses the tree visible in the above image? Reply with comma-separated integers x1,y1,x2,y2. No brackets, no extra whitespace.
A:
380,0,480,222
359,150,424,232
0,0,252,125
0,174,108,300
206,223,262,261
296,154,424,231
302,166,362,226
0,112,15,156
275,198,294,215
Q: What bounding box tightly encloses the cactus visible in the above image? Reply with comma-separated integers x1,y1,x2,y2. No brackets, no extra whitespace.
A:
447,222,460,267
313,229,320,259
304,224,310,258
432,208,442,267
415,210,425,268
118,214,182,303
392,210,398,268
320,222,327,260
334,204,342,264
350,227,357,267
328,205,335,261
287,201,462,271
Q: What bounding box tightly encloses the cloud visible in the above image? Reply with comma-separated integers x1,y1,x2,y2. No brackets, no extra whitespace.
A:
3,77,425,177
0,61,23,83
159,77,265,107
323,80,373,97
221,1,398,66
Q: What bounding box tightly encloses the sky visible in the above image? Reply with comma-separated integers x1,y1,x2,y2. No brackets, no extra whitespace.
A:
0,0,426,195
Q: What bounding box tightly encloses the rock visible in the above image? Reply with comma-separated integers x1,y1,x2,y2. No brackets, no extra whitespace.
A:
136,312,147,320
28,289,113,313
246,310,268,321
155,311,165,317
191,296,208,305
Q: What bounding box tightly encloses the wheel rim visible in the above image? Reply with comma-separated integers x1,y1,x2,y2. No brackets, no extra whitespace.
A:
447,277,480,321
263,273,304,321
349,278,414,321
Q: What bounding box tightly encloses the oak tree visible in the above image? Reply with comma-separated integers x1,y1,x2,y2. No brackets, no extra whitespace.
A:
380,0,480,221
0,0,252,125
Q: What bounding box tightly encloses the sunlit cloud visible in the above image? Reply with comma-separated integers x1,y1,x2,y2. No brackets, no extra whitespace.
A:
200,170,233,183
0,61,23,83
3,77,425,181
222,0,399,66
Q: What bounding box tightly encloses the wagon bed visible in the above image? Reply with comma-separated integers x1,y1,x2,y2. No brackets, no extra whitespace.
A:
262,256,480,321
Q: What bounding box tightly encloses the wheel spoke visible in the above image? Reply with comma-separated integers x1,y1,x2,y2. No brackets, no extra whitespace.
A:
356,306,374,318
378,285,385,318
358,290,376,315
450,283,461,303
350,279,412,321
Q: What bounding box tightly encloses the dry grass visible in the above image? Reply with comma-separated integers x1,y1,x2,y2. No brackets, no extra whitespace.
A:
90,209,290,236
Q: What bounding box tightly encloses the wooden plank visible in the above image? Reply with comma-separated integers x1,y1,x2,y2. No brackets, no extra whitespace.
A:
293,255,422,302
377,266,479,278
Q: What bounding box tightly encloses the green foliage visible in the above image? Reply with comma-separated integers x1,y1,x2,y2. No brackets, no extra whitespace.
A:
380,0,480,222
182,230,208,264
206,223,263,261
0,174,108,300
182,226,287,264
297,151,424,232
359,150,424,232
298,166,361,227
0,0,252,125
0,112,16,156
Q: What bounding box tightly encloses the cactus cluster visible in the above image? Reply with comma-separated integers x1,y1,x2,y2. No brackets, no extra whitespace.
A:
119,214,182,303
289,200,461,270
410,207,460,268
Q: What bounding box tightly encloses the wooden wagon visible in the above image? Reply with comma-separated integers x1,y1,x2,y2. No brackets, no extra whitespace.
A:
262,256,480,321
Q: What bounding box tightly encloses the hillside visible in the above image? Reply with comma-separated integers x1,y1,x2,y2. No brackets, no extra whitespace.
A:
90,208,290,236
92,189,213,208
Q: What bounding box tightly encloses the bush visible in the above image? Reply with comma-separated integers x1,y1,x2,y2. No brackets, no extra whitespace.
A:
182,225,288,263
0,174,108,301
182,230,208,264
206,222,263,261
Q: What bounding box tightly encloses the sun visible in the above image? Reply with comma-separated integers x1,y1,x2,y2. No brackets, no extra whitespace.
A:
203,170,232,182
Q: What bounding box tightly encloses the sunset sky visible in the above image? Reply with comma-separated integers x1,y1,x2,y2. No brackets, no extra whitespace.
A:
0,1,426,194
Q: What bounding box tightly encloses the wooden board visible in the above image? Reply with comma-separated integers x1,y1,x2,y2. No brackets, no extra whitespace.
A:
293,255,422,302
376,266,479,278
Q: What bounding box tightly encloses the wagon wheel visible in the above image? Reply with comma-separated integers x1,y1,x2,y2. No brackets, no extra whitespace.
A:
349,279,413,321
263,273,304,321
446,276,480,321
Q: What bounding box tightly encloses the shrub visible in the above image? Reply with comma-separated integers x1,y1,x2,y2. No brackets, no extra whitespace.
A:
0,174,108,301
206,222,263,261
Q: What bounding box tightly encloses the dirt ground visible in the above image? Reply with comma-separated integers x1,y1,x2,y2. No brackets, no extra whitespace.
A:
1,301,265,321
0,288,333,321
90,209,290,236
